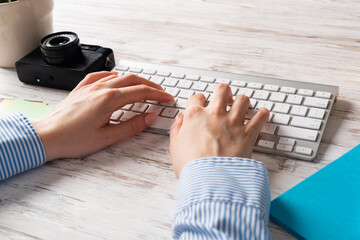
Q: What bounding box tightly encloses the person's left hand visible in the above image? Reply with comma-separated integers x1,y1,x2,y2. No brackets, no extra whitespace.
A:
32,71,174,161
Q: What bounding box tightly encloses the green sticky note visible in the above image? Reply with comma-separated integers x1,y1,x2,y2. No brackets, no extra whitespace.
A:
0,99,54,122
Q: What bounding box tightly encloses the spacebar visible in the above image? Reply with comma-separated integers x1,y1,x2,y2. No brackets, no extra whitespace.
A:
277,126,318,142
150,116,175,131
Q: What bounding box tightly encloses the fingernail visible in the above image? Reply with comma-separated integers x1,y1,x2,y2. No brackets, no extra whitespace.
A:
145,112,157,127
166,94,175,100
176,112,182,120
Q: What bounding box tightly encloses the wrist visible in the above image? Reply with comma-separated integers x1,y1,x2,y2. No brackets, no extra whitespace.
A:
32,120,61,162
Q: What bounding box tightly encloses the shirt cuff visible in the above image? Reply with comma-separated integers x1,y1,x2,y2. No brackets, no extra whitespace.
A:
0,113,46,180
176,157,271,221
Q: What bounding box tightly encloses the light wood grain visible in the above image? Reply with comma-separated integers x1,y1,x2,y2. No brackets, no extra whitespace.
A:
1,0,360,239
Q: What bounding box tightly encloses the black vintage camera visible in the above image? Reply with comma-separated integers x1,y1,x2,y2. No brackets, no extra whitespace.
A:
15,31,116,90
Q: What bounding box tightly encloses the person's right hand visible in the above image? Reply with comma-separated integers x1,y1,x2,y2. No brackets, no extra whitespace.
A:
169,83,269,178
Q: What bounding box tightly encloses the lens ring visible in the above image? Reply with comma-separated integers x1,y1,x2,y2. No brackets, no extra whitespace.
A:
41,32,78,49
40,31,81,65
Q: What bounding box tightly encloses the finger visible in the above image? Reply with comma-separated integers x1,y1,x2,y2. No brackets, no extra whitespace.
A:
207,84,233,114
170,112,184,143
105,112,157,142
114,85,174,109
245,107,270,136
74,71,118,90
186,93,207,109
96,74,120,84
105,74,163,91
229,94,250,123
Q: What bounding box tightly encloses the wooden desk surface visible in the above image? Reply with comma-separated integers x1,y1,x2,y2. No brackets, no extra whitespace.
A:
1,0,359,239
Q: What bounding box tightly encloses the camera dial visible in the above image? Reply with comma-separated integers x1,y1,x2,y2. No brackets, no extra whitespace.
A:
40,31,81,65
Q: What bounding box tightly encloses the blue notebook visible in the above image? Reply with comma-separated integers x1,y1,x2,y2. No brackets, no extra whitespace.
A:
270,144,360,240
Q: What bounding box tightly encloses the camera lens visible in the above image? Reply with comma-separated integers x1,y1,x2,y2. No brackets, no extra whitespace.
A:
40,31,81,65
48,36,70,46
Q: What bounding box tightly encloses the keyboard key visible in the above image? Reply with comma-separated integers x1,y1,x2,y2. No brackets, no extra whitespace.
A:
160,99,177,107
298,89,313,96
258,140,275,149
303,97,329,109
249,99,257,109
280,86,296,94
315,91,331,99
161,107,179,118
200,76,215,83
268,112,274,122
260,123,278,134
256,101,273,111
272,113,291,125
165,87,180,97
295,146,313,155
278,137,295,146
150,76,163,85
247,82,262,89
178,89,195,99
175,99,187,109
277,125,318,142
215,78,231,84
163,78,179,87
151,116,175,131
269,92,286,102
237,88,254,97
253,90,270,100
263,84,279,91
142,69,157,75
138,74,151,80
122,104,134,110
120,111,139,121
206,84,216,93
110,110,123,121
276,143,293,152
177,80,193,89
231,80,246,87
171,73,185,79
308,108,326,119
230,86,238,96
150,76,164,85
129,67,143,73
185,74,200,81
157,71,171,77
290,105,308,116
146,105,164,115
116,65,129,71
291,116,322,130
191,82,208,91
286,94,303,105
273,103,290,114
132,103,149,113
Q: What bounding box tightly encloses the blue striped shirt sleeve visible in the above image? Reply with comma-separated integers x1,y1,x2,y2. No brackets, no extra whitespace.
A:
173,157,272,240
0,113,46,181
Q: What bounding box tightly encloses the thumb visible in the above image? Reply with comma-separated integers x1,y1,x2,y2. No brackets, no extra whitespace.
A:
107,112,157,141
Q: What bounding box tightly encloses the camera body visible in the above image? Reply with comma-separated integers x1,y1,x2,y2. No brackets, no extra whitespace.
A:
15,32,116,91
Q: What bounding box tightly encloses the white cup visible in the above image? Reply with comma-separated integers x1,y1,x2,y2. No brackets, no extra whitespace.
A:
0,0,54,68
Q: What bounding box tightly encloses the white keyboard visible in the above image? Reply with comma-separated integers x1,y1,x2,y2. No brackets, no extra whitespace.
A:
111,60,339,161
